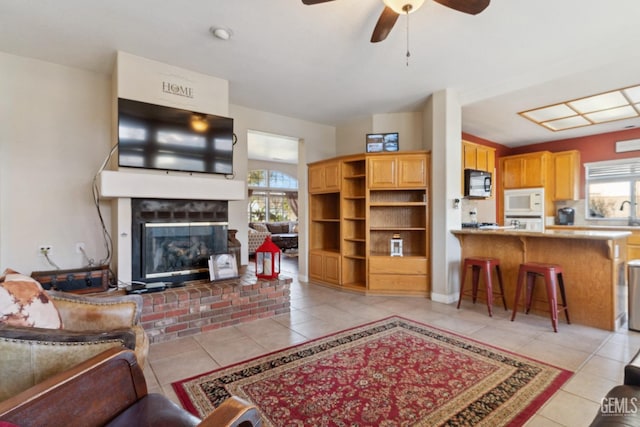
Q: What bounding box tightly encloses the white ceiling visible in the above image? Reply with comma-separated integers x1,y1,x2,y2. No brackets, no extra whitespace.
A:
2,0,640,148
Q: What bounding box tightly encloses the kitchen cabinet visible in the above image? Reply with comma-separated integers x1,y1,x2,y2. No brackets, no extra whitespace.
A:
552,150,580,201
500,151,550,189
309,160,341,193
462,140,495,173
629,232,640,260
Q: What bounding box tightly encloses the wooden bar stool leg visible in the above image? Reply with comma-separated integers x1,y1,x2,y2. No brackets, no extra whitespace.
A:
511,265,526,322
471,265,480,303
484,262,494,317
557,272,570,324
525,272,537,314
457,262,468,310
545,270,559,332
495,265,507,311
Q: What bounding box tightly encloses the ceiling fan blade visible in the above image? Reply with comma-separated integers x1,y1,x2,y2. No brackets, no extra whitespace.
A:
433,0,490,15
371,6,399,43
301,0,335,4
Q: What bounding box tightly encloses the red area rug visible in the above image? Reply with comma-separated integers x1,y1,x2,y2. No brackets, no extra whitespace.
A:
172,316,572,426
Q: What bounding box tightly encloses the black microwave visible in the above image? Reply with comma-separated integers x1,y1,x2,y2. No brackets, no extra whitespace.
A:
464,169,492,198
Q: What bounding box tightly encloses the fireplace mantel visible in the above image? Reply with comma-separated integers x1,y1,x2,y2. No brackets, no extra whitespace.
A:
98,170,245,284
98,170,245,201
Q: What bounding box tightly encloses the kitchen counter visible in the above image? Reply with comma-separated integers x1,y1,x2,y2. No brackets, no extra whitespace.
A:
451,228,630,331
454,228,631,240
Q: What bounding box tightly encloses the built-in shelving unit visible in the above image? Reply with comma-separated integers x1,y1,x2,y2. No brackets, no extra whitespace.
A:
308,151,430,296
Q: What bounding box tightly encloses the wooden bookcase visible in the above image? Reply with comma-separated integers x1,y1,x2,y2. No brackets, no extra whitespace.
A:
308,152,430,296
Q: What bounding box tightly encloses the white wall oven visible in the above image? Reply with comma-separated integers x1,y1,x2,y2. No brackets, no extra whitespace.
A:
504,188,545,231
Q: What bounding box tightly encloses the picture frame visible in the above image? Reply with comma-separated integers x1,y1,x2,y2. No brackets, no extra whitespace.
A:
208,253,238,281
366,132,399,153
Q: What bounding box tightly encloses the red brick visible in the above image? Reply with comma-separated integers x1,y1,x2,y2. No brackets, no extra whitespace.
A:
142,312,164,322
166,323,188,333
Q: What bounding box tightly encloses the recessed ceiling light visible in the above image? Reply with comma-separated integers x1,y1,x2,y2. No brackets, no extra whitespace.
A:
519,83,640,132
210,27,233,40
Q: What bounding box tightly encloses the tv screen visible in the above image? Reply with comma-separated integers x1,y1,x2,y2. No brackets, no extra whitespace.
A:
366,132,399,153
117,98,234,175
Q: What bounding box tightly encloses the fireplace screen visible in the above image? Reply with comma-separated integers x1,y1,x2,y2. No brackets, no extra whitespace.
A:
142,222,228,279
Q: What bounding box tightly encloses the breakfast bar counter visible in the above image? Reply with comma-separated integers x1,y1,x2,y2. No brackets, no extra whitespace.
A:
451,228,631,331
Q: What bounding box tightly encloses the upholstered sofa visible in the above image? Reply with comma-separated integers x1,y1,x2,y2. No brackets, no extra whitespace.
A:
590,348,640,426
0,270,149,402
249,221,298,252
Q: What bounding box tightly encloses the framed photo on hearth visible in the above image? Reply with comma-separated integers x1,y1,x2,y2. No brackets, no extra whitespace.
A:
208,253,238,281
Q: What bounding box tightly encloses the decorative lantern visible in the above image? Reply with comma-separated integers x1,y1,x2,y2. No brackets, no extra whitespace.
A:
390,233,403,257
255,236,281,279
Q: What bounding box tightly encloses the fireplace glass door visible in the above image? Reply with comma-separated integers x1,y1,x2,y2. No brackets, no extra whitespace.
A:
142,222,228,279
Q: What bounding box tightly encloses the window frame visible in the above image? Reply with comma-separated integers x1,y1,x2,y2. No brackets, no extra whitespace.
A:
584,158,640,223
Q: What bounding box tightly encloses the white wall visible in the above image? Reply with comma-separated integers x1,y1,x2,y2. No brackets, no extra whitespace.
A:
424,89,463,303
0,52,112,273
373,112,423,151
336,112,423,156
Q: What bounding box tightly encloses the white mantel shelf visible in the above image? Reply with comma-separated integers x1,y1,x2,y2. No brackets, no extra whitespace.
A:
97,170,245,201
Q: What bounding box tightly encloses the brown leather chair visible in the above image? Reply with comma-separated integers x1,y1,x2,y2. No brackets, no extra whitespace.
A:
0,291,149,402
0,348,262,427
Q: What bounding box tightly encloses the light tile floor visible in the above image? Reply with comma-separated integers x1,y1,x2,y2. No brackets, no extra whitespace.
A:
145,258,640,426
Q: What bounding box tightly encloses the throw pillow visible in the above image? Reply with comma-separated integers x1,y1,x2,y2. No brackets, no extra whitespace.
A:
0,269,61,329
290,222,299,233
251,223,269,233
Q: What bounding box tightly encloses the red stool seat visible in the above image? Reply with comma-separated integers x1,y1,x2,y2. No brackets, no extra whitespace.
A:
511,262,570,332
457,257,507,317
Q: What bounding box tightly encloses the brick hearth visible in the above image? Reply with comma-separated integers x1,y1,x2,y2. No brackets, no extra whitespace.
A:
139,274,291,343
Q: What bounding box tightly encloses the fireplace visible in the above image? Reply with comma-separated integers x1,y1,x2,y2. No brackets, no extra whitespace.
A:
131,199,228,284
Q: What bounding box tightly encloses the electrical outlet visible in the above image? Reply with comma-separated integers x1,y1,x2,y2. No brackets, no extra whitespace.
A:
38,245,52,255
75,242,86,254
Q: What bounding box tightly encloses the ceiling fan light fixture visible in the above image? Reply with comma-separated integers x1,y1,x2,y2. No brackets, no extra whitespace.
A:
383,0,425,14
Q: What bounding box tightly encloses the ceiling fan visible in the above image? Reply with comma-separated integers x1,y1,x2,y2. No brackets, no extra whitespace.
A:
302,0,490,43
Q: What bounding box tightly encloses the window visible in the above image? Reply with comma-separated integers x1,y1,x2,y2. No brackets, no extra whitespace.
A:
585,158,640,224
248,170,298,223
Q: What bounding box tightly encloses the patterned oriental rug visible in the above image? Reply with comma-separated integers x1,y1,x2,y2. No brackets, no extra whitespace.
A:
172,317,572,426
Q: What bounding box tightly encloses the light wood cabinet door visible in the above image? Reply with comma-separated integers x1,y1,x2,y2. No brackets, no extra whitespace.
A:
501,152,548,189
501,157,523,189
398,155,428,187
552,150,580,201
368,157,397,188
463,143,477,170
308,161,341,193
522,154,547,187
369,154,427,189
309,250,341,285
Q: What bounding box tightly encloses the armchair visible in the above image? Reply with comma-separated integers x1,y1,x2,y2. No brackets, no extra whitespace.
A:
0,291,149,402
0,348,262,427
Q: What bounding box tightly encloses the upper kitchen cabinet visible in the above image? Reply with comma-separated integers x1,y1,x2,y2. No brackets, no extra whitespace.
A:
368,153,428,189
551,150,580,201
462,140,495,173
309,160,341,194
500,151,551,189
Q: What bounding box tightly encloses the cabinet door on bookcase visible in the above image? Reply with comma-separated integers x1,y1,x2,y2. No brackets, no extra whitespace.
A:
368,157,397,188
309,161,341,193
398,155,427,188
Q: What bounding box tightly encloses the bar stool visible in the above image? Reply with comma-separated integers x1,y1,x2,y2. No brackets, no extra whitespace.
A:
457,257,507,317
511,262,570,332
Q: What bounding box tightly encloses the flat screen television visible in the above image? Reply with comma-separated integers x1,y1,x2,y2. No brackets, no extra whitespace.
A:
366,132,399,153
117,98,234,175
